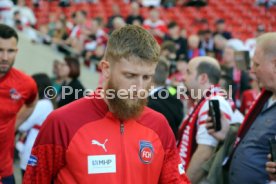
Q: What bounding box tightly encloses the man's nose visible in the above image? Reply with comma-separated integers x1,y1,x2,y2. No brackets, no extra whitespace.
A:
2,51,8,60
250,66,255,74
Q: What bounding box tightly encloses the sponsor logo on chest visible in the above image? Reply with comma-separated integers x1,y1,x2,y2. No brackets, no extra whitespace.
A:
88,155,116,174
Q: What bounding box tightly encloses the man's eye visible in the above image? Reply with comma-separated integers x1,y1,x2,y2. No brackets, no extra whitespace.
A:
125,74,134,78
143,75,151,80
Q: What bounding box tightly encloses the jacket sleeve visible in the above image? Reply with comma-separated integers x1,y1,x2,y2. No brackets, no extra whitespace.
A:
156,116,190,184
159,148,191,184
23,113,66,184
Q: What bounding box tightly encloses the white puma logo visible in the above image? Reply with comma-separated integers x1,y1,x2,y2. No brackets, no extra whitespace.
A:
91,139,108,152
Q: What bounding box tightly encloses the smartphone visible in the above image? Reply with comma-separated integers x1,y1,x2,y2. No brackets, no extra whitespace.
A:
234,51,251,71
208,100,221,131
269,136,276,162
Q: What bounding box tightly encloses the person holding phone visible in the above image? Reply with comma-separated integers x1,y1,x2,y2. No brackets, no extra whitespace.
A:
228,32,276,184
177,56,233,183
266,154,276,182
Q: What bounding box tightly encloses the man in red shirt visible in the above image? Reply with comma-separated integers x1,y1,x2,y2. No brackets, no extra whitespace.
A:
0,24,38,184
23,25,190,184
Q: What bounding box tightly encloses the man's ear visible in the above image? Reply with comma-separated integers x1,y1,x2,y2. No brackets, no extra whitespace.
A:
99,60,111,79
199,73,208,85
273,58,276,73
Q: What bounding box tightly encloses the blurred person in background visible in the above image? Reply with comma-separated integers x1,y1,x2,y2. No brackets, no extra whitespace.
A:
148,58,184,139
240,72,260,115
12,10,37,41
0,0,14,26
126,2,144,25
143,8,168,44
187,35,206,60
107,4,122,30
16,73,54,176
55,56,85,108
66,10,90,53
213,34,227,62
164,21,188,61
245,24,266,58
200,29,215,55
221,45,251,108
84,17,107,68
140,0,161,7
51,59,63,94
160,41,177,76
12,0,36,27
213,19,232,40
0,24,37,184
112,17,126,31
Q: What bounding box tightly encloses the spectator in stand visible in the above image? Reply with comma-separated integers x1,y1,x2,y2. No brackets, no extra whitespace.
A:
12,0,36,27
240,72,260,115
84,17,108,68
200,29,215,54
126,2,144,26
161,0,176,8
51,59,64,96
112,17,126,31
143,8,168,44
66,10,91,53
164,21,188,61
55,57,85,108
0,0,14,26
221,45,251,108
160,41,177,75
168,60,188,87
213,34,227,62
213,19,232,40
187,35,206,60
107,4,123,30
12,10,37,41
180,28,187,38
16,73,54,176
245,24,266,58
47,13,57,38
140,0,161,7
51,19,69,45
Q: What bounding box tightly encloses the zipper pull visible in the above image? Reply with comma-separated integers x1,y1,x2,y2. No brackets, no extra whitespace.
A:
120,123,124,134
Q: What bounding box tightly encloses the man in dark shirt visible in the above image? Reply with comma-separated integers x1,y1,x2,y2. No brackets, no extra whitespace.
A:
126,2,144,26
164,22,188,61
213,19,232,40
148,58,184,139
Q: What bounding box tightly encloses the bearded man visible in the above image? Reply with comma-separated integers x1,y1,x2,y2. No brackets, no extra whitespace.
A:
23,25,190,184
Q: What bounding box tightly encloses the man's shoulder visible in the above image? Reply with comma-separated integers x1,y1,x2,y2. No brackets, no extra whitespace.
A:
35,98,107,146
10,68,34,84
141,106,167,122
138,107,176,149
50,97,106,122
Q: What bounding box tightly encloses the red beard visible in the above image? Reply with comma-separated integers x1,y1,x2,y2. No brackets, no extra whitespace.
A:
105,79,148,121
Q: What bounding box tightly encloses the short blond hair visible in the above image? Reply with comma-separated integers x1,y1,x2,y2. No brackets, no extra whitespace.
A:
104,25,160,63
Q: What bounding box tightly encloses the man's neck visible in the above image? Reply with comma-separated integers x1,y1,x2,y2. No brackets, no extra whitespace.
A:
171,34,179,40
272,93,276,101
223,62,235,68
195,85,210,102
